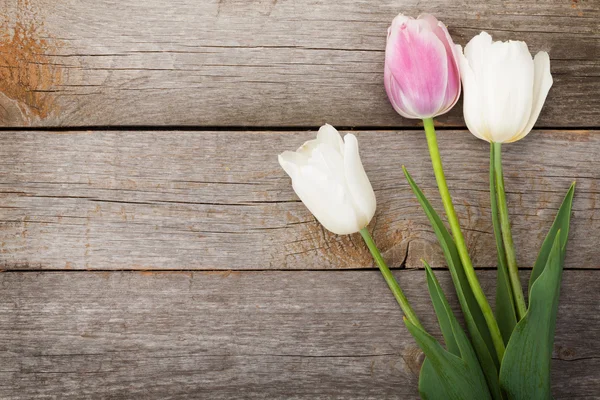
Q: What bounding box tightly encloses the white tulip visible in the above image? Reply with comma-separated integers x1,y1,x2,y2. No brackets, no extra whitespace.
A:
278,124,376,235
456,32,553,143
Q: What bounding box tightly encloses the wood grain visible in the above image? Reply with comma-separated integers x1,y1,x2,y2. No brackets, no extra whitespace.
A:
0,0,597,397
0,269,597,399
0,129,597,271
0,0,597,127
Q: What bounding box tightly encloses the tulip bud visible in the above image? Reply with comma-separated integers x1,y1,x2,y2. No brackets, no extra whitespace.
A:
278,124,376,235
384,13,461,119
456,32,553,143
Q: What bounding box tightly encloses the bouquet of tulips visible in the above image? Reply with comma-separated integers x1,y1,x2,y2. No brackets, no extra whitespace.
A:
278,13,575,400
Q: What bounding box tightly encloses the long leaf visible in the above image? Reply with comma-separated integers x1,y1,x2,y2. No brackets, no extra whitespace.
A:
423,260,459,356
499,231,564,399
418,261,459,400
403,167,495,359
407,265,491,400
500,184,575,399
529,183,575,293
403,167,504,400
418,361,446,400
490,143,518,344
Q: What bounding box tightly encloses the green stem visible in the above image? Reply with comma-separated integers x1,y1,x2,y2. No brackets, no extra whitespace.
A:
360,228,423,330
493,142,527,320
490,144,510,281
490,143,518,345
422,118,505,361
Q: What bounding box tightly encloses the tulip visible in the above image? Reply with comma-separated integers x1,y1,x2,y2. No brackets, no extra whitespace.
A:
457,32,554,320
278,124,376,235
385,15,506,359
384,13,461,119
278,124,422,328
457,31,553,143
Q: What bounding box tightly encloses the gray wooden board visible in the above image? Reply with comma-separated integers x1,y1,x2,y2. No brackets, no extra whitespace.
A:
0,269,597,399
0,0,597,127
0,129,597,271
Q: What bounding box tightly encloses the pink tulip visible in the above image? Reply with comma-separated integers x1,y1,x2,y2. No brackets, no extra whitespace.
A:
384,14,461,119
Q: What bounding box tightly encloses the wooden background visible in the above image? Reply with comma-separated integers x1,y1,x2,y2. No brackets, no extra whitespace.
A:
0,0,598,398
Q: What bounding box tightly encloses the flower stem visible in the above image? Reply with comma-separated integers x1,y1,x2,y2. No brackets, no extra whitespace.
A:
359,228,423,330
492,142,527,320
490,143,509,278
422,118,505,361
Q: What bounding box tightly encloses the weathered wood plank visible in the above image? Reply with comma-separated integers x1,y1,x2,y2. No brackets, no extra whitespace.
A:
0,129,598,271
0,0,597,127
0,270,597,399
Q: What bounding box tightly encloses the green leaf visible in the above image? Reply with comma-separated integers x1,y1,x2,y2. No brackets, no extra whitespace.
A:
407,265,491,400
417,261,471,399
423,260,460,356
499,231,565,400
495,263,517,345
403,167,504,400
500,184,575,400
490,144,518,344
418,359,448,400
529,183,575,293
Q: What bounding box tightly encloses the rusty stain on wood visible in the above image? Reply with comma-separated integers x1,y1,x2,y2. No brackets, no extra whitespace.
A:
401,345,426,376
286,219,373,268
0,0,596,398
0,0,62,123
0,0,595,127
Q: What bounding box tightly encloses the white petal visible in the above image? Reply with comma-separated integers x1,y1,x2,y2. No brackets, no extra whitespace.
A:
493,41,533,142
343,134,376,228
278,125,371,235
457,43,490,142
464,31,493,80
295,137,321,156
479,39,534,143
278,151,303,179
292,165,361,235
307,143,346,183
317,124,344,154
509,51,553,143
295,124,343,157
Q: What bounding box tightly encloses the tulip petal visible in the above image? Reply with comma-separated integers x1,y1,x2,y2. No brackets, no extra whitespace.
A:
278,125,377,236
385,19,449,117
457,44,490,142
464,31,493,82
316,144,349,186
295,127,343,178
464,33,534,143
384,64,421,119
459,31,553,144
417,13,439,31
388,13,411,37
317,124,344,154
278,151,304,179
292,165,360,235
509,51,553,143
419,14,461,114
487,40,534,143
343,134,376,228
294,124,343,158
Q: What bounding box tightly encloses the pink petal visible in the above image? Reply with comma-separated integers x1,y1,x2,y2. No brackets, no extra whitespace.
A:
418,14,461,114
385,18,449,118
384,64,420,119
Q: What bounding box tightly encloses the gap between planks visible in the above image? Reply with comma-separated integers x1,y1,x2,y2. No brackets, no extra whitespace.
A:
0,126,599,132
2,267,599,273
